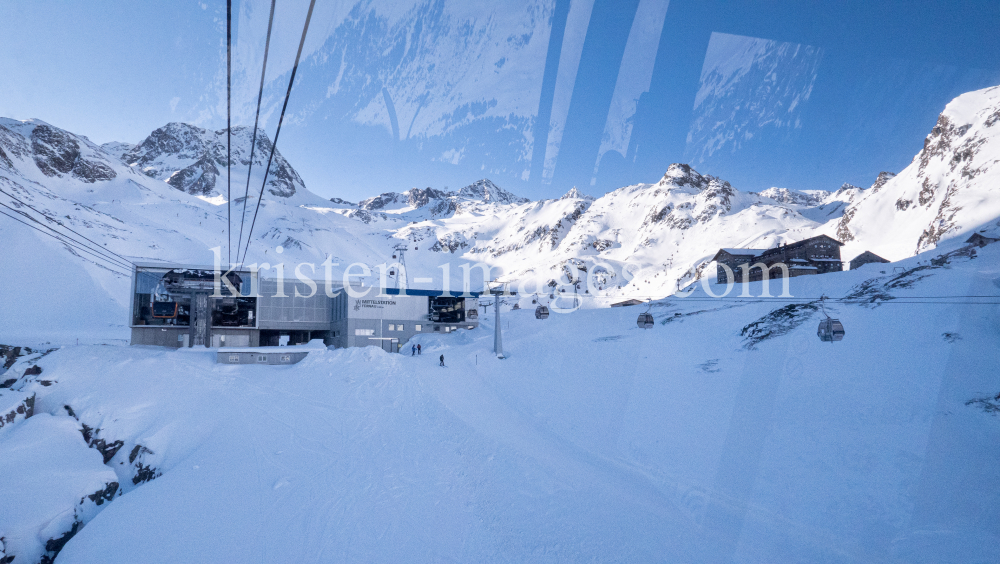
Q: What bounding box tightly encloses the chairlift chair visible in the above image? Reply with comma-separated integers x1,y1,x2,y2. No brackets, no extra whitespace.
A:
535,305,549,319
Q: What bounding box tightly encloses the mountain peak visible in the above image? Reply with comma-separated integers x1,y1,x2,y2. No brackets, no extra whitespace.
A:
456,179,528,205
119,122,304,199
560,187,593,201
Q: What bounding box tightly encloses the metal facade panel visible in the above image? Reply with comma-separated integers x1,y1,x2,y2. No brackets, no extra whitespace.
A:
347,294,429,320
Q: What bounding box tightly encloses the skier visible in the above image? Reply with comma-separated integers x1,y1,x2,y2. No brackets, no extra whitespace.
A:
439,354,445,367
417,344,422,355
411,344,416,356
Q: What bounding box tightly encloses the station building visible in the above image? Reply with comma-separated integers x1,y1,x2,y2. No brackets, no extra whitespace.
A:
129,263,479,352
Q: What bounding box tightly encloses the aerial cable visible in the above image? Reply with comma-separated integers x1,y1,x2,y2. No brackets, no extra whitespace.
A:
240,0,316,266
226,0,232,266
0,187,136,267
235,0,276,263
0,208,129,272
0,199,133,270
0,209,130,275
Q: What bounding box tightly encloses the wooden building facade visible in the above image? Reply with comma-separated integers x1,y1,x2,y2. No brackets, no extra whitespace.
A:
712,235,844,284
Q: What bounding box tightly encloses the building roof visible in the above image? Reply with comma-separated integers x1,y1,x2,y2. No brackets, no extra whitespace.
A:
966,232,1000,242
759,234,844,256
849,250,889,263
711,248,767,262
379,288,482,298
611,298,644,307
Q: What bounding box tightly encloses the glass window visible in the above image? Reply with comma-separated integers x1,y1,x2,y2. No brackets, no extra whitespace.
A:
388,324,395,331
397,325,404,331
415,324,422,331
355,329,374,336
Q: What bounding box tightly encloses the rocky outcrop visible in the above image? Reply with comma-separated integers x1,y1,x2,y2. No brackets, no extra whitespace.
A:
121,122,305,198
870,172,896,192
457,178,529,205
30,124,117,182
0,390,34,430
166,154,219,196
358,180,526,219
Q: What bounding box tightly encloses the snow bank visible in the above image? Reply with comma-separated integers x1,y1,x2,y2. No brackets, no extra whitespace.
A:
0,414,119,564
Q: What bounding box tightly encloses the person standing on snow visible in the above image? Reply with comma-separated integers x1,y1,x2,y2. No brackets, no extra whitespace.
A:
411,344,416,356
439,354,444,367
417,344,422,355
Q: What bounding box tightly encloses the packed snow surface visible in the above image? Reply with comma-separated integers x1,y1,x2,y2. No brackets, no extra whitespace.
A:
2,239,997,563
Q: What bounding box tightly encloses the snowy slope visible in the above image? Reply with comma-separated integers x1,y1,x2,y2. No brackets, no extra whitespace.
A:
1,237,997,563
835,85,1000,260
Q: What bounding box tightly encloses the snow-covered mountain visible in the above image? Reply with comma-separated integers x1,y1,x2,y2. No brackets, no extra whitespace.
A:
122,122,307,201
0,117,386,342
835,85,1000,259
2,84,1000,342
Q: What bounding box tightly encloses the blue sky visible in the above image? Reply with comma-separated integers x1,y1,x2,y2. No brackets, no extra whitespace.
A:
2,0,999,202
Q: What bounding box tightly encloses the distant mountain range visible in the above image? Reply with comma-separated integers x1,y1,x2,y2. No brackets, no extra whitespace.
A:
1,85,999,339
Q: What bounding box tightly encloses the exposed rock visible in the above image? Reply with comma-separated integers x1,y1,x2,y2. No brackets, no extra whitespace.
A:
359,191,408,211
40,519,81,564
122,122,305,198
31,124,79,176
0,390,34,430
407,187,448,208
30,124,116,182
457,178,529,204
740,303,819,350
166,154,219,196
870,172,896,192
129,444,161,485
87,482,120,506
0,145,12,171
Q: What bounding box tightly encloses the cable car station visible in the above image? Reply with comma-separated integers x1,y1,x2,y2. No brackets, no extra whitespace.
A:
129,263,480,352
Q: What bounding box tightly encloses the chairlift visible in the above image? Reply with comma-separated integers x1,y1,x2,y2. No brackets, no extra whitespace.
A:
535,305,549,319
816,296,845,342
636,300,654,329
